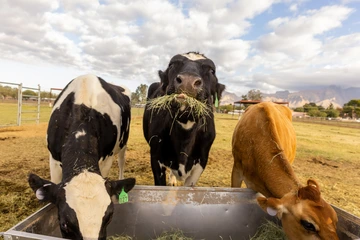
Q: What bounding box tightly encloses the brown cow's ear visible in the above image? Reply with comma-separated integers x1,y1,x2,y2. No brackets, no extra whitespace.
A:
257,196,286,219
298,179,321,202
307,179,320,190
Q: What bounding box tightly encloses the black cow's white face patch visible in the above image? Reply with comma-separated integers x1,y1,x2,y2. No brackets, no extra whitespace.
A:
182,52,206,61
64,170,110,239
75,129,86,138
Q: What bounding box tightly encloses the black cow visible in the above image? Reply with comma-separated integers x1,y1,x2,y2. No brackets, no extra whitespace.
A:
143,52,225,186
28,74,135,240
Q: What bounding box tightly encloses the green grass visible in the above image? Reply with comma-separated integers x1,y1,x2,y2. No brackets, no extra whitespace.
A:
0,102,52,126
293,121,360,164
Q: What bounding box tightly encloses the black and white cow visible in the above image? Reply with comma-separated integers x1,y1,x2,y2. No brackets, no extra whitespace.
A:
28,74,135,240
143,52,225,186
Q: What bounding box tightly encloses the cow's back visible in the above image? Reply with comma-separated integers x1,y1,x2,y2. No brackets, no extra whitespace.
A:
47,74,130,165
232,102,297,197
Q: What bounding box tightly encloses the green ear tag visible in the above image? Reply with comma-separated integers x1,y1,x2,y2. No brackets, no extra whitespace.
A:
118,188,128,204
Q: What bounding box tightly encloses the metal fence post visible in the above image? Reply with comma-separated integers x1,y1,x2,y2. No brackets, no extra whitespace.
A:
17,83,22,126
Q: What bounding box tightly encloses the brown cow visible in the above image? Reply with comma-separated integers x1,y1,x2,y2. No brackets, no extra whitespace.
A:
231,102,338,240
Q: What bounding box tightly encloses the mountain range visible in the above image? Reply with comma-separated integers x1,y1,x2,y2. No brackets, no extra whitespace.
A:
220,86,360,109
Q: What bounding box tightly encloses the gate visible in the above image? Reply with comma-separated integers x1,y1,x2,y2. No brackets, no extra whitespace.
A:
0,81,41,127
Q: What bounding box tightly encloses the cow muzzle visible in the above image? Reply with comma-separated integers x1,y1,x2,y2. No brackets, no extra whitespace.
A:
174,73,203,98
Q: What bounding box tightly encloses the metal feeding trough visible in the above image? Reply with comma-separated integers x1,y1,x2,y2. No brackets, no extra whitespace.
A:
3,186,360,240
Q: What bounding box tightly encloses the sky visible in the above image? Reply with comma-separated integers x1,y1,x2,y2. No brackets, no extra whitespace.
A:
1,0,360,96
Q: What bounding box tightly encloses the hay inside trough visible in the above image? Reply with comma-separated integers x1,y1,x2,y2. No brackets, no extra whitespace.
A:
147,93,211,121
107,235,133,240
107,229,193,240
154,229,193,240
249,220,287,240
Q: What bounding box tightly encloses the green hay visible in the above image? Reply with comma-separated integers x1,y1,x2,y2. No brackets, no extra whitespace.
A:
147,94,211,121
249,220,287,240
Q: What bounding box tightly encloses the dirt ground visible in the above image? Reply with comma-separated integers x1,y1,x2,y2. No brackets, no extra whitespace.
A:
0,115,359,232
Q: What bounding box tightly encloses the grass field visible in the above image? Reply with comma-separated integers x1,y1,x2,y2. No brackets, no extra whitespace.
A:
0,102,52,126
0,103,360,233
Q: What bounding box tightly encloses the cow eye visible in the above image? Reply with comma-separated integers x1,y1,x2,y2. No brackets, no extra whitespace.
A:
300,220,316,232
209,68,215,75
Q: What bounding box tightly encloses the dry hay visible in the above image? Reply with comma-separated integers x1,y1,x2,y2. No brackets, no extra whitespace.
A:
154,229,194,240
107,229,193,240
107,235,132,240
249,220,286,240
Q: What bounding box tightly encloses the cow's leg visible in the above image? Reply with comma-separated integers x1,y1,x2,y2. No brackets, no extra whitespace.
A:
151,157,167,186
184,163,203,187
117,146,126,179
50,155,62,184
149,135,167,185
231,161,244,187
168,170,177,186
99,156,114,178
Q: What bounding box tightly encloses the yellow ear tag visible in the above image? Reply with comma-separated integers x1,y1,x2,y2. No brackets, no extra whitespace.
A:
118,188,128,204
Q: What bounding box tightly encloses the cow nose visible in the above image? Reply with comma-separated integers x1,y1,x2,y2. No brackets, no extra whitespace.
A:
175,73,203,94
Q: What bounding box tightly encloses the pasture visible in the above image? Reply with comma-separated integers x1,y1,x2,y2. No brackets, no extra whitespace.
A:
0,105,360,232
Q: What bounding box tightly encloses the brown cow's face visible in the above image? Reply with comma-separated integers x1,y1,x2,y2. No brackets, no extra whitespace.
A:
257,180,339,240
158,52,225,106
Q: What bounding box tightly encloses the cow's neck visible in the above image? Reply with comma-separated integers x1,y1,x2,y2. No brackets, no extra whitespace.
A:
264,154,301,198
61,130,101,182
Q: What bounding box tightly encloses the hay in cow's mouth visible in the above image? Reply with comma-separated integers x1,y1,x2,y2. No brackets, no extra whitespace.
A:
147,93,211,120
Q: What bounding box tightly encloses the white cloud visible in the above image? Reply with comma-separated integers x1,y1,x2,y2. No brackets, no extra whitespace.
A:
0,0,359,97
289,4,298,12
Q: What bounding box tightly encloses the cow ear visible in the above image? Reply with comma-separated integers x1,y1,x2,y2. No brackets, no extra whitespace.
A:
257,196,287,219
109,178,136,197
216,83,225,101
28,173,58,204
158,70,168,91
213,83,225,104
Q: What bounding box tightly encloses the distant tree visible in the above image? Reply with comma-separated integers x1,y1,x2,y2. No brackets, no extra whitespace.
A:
247,89,262,101
303,103,318,112
241,94,248,100
318,105,325,111
22,90,37,100
40,91,52,99
308,109,327,118
0,85,18,98
131,84,148,105
293,107,304,112
341,105,353,118
326,109,340,118
344,99,360,107
342,99,360,118
23,90,37,96
219,104,233,113
327,103,334,110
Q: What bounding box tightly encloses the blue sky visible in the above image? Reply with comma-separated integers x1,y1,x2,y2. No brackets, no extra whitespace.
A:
0,0,360,97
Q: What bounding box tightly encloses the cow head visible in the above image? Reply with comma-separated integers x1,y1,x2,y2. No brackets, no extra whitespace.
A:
158,52,225,106
28,172,135,240
257,179,339,240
